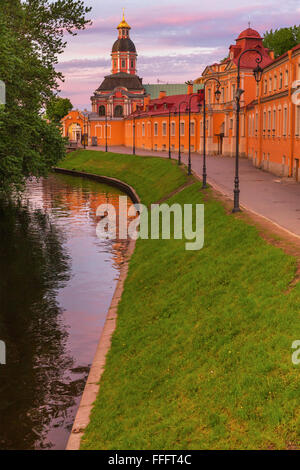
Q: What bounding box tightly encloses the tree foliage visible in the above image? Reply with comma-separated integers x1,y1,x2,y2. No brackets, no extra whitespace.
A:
263,25,300,58
0,0,91,191
46,96,73,123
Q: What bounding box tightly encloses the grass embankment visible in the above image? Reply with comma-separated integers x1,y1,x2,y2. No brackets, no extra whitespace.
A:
61,150,300,450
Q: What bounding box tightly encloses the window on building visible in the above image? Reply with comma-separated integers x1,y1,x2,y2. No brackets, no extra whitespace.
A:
296,106,300,136
285,69,289,86
283,107,288,135
269,77,273,92
279,72,283,88
241,114,245,137
99,105,106,116
114,105,123,117
131,60,134,69
255,113,258,133
114,61,117,69
232,84,236,100
278,108,282,137
190,121,195,136
268,110,271,131
154,122,158,136
264,80,268,94
162,122,167,136
263,111,266,132
274,75,277,90
207,89,211,104
121,60,126,68
171,122,176,136
180,121,185,136
221,87,225,103
142,122,145,137
273,109,276,133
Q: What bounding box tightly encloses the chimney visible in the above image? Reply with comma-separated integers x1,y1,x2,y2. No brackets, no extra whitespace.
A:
187,83,194,95
269,50,275,60
159,90,166,99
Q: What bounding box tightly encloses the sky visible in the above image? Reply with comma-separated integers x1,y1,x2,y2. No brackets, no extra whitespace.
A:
56,0,300,109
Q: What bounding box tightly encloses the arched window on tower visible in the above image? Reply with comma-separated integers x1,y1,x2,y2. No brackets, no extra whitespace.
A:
99,105,106,116
114,105,123,117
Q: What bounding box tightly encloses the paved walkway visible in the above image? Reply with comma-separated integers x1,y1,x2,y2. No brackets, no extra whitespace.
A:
85,145,300,237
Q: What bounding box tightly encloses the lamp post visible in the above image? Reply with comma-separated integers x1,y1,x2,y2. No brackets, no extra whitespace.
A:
168,105,176,159
202,78,221,188
133,114,136,155
82,112,88,149
105,110,108,152
177,101,188,165
232,48,263,213
187,91,202,176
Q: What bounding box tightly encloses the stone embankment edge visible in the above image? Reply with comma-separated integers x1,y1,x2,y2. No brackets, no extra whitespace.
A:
53,167,140,451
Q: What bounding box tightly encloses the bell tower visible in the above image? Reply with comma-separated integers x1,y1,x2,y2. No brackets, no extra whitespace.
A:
111,10,137,75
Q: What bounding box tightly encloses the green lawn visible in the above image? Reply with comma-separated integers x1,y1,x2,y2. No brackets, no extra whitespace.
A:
60,150,300,450
60,149,188,206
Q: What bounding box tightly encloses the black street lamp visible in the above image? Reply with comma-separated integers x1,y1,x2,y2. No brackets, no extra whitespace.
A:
133,114,136,155
177,101,188,165
187,90,202,176
232,48,263,213
168,105,177,159
202,78,221,188
105,109,109,152
82,112,89,149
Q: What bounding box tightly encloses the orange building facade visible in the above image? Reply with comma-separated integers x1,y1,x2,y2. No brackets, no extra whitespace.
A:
61,21,300,182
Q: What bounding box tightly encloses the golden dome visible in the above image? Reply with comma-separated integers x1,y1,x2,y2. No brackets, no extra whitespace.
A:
117,9,131,29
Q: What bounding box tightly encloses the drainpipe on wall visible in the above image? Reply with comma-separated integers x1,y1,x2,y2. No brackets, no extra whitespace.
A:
288,49,295,178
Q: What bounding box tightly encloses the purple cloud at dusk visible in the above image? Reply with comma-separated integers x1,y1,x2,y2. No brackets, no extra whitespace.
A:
56,0,300,109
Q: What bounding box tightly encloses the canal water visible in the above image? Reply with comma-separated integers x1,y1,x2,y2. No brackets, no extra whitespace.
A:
0,173,129,450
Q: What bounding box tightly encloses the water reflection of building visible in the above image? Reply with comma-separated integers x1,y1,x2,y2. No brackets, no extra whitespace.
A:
41,176,135,267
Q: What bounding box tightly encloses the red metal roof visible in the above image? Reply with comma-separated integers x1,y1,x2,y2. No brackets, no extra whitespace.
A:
129,91,204,118
237,28,261,40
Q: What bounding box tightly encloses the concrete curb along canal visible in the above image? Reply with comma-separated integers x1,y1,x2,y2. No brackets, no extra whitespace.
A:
53,168,140,451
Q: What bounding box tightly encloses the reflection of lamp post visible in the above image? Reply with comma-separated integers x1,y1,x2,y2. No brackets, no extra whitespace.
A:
202,78,221,188
177,101,188,165
232,48,263,213
187,91,202,176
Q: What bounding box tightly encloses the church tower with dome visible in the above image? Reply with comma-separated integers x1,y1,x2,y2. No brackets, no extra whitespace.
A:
90,11,145,118
111,10,137,75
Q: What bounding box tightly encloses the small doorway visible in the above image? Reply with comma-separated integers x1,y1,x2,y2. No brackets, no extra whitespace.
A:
215,133,224,155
